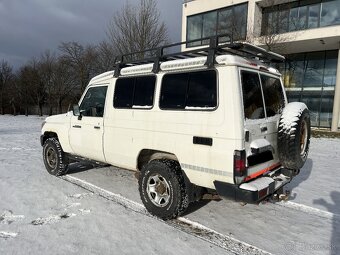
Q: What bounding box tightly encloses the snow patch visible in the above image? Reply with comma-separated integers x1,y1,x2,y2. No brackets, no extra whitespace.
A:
0,211,25,224
78,209,91,215
68,193,93,199
279,102,307,130
0,147,37,151
64,203,81,209
0,231,18,239
31,213,76,225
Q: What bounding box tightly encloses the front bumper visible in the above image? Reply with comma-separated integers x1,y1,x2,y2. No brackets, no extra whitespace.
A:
214,167,293,203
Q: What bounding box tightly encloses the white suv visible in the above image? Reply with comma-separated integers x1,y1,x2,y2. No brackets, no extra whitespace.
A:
41,36,311,220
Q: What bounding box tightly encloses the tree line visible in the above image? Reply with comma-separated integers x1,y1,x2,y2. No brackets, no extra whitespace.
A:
0,0,168,116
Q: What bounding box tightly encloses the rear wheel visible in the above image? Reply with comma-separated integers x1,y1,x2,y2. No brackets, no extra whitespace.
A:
139,159,189,220
278,102,311,170
43,138,69,176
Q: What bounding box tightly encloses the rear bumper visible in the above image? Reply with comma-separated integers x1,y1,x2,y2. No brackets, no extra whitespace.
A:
214,167,293,203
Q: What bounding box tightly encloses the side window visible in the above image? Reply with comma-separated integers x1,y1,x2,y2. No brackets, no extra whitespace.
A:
159,73,188,109
187,71,217,108
114,76,156,109
133,76,156,107
260,75,285,117
114,78,134,108
160,70,217,110
241,71,265,119
80,86,108,117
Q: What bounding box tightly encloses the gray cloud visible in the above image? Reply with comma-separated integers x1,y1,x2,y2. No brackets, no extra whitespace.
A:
0,0,183,69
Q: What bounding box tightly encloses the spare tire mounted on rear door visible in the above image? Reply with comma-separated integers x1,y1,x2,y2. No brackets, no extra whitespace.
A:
278,102,311,170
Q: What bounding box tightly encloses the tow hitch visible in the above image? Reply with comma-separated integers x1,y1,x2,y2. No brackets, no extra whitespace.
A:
271,189,291,202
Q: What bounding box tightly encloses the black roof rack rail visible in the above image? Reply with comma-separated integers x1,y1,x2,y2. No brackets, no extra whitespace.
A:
113,34,285,77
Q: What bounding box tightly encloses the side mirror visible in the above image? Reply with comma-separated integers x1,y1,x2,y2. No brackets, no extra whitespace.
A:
72,105,82,120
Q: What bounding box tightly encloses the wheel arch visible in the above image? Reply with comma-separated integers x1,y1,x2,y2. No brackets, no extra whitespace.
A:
41,131,58,146
137,149,179,171
137,149,204,204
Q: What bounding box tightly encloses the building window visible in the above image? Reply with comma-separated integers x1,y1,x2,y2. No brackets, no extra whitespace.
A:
279,50,338,128
186,3,248,47
262,0,340,35
160,70,217,110
114,76,156,109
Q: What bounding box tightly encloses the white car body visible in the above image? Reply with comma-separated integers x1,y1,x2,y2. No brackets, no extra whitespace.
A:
42,54,286,190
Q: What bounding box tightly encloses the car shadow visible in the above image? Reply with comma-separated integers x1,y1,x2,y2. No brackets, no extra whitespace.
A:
286,158,313,200
313,191,340,255
66,162,100,175
182,200,212,216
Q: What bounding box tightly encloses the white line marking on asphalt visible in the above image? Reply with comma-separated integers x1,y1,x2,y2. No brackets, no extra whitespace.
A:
275,201,340,221
61,174,272,255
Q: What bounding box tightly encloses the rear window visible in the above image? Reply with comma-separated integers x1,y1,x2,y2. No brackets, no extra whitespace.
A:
160,70,217,110
114,76,156,109
260,75,285,117
241,71,265,119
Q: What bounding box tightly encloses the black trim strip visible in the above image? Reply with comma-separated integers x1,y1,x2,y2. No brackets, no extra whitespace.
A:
193,136,213,146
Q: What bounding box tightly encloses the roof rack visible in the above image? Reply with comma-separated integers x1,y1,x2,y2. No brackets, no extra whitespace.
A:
113,34,285,77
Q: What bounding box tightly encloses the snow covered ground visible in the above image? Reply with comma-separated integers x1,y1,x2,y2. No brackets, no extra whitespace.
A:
0,115,339,255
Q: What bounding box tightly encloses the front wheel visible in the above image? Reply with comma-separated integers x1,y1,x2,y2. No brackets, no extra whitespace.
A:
43,138,69,176
138,159,189,220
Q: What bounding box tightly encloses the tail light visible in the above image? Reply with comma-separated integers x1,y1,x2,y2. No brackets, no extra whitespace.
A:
234,150,247,178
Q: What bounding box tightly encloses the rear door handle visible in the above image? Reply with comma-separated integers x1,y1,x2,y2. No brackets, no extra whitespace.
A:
72,125,81,128
261,126,268,133
94,126,100,129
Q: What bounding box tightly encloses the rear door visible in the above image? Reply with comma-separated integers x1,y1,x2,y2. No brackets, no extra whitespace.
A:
259,74,286,161
240,70,283,177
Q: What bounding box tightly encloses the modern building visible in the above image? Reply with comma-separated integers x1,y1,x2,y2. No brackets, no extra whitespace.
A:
182,0,340,130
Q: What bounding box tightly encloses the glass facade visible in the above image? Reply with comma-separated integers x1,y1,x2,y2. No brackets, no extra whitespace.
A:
262,0,340,35
278,50,338,128
186,3,248,47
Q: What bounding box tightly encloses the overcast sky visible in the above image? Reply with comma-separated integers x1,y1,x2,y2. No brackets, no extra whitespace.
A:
0,0,183,69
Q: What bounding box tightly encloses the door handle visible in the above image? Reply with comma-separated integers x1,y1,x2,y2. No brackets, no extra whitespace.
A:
94,126,100,129
261,126,268,133
72,125,81,128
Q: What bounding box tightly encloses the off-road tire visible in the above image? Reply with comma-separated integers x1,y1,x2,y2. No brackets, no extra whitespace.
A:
278,102,311,170
43,138,69,176
139,159,189,220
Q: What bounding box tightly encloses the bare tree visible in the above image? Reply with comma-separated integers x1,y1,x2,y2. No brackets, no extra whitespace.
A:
21,59,46,116
59,42,97,94
95,41,117,73
0,60,14,114
246,0,300,53
107,0,169,58
52,58,78,114
17,66,34,116
39,50,57,115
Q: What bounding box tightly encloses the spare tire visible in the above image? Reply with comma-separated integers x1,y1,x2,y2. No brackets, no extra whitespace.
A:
278,102,311,170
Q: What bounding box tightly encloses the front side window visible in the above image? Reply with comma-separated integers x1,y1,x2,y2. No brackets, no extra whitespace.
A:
114,76,156,109
80,86,108,117
241,71,265,120
160,70,217,110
